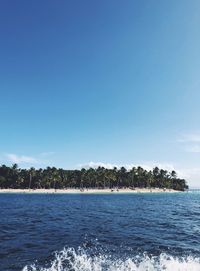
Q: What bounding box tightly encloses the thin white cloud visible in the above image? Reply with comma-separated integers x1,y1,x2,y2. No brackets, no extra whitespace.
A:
184,145,200,153
40,152,55,157
177,133,200,143
177,133,200,153
78,161,119,170
6,154,38,164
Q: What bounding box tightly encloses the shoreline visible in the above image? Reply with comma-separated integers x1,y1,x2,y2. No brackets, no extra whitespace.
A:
0,188,182,194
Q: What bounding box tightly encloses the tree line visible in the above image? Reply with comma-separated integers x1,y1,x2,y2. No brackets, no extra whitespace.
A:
0,164,188,191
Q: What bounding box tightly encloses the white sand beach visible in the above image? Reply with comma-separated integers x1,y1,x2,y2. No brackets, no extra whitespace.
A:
0,188,181,194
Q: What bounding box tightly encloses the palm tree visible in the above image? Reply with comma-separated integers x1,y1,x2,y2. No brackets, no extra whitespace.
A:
28,167,36,190
0,164,188,191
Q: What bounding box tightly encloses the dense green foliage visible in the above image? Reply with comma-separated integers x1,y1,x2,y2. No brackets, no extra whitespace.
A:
0,164,188,191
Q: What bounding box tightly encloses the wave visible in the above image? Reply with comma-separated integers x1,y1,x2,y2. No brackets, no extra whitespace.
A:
22,247,200,271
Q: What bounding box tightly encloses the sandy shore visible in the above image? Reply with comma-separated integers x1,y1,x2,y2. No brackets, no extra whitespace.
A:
0,188,181,194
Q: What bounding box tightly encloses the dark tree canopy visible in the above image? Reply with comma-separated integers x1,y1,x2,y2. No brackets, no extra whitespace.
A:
0,164,188,191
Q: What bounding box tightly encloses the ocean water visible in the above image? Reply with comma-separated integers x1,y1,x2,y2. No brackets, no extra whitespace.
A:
0,192,200,271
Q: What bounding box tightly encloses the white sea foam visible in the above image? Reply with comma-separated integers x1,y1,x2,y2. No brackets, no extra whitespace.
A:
22,247,200,271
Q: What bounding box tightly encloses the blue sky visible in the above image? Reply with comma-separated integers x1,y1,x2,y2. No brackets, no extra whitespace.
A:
0,0,200,186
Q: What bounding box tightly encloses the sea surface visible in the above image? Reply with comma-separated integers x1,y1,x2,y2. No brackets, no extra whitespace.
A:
0,192,200,270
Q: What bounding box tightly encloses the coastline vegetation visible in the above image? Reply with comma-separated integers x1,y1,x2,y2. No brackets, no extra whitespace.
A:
0,164,188,191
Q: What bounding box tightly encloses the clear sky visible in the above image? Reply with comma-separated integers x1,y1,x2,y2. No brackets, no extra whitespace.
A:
0,0,200,186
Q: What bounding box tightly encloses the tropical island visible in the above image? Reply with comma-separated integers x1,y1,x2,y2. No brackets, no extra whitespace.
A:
0,164,188,192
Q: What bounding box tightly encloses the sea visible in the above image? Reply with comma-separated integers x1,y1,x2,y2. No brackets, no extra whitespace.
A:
0,191,200,271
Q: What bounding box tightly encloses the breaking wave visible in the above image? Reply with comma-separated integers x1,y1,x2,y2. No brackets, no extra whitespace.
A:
22,247,200,271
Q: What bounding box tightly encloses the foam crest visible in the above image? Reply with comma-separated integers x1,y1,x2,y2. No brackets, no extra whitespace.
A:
22,247,200,271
